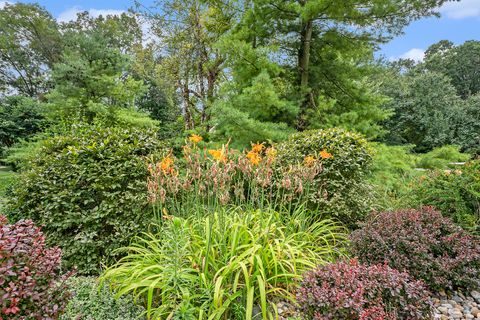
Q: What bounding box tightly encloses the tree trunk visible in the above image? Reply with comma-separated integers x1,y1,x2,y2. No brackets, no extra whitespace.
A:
181,81,194,130
297,18,313,130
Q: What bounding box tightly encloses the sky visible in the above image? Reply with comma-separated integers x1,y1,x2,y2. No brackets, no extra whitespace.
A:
1,0,479,62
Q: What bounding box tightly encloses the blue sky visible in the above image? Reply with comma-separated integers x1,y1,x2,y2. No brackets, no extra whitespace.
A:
1,0,479,62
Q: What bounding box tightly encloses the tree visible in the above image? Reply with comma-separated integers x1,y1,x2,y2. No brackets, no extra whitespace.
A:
60,11,144,55
45,22,146,125
226,0,450,131
138,0,232,130
0,3,62,97
0,96,45,157
381,71,462,152
424,40,480,99
455,94,480,154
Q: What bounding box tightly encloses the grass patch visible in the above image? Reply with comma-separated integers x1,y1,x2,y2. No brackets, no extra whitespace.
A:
0,166,16,208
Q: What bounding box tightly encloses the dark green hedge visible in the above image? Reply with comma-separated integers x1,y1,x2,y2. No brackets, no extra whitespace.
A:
6,125,162,274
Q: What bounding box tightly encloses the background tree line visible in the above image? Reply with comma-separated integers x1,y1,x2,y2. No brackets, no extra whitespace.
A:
1,0,478,159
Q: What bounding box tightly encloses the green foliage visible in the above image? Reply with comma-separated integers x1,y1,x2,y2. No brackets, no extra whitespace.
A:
2,135,48,170
381,71,462,152
0,2,61,96
424,40,480,99
368,143,420,210
380,40,480,154
211,71,297,147
45,24,146,125
275,128,373,226
416,145,471,169
61,277,145,320
369,144,472,211
6,125,162,274
456,93,480,155
0,166,15,210
0,96,45,158
101,209,346,319
408,160,480,234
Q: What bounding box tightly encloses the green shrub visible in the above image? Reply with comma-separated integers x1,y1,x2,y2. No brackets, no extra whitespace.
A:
101,209,346,320
416,145,471,169
368,143,420,210
0,96,45,158
6,125,162,274
61,277,145,320
409,160,480,234
274,128,373,226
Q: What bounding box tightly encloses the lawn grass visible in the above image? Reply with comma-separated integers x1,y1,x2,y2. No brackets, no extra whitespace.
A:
0,166,16,209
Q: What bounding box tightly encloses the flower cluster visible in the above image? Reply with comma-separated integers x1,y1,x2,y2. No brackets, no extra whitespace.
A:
297,259,432,320
146,135,326,217
0,216,72,319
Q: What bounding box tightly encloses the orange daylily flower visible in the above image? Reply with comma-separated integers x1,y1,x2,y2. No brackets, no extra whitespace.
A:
319,150,333,159
208,149,227,162
247,150,262,165
304,155,316,167
189,134,203,144
251,142,265,153
160,155,174,174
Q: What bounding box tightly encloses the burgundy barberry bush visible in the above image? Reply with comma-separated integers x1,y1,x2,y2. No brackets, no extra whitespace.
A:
0,215,72,319
350,207,480,291
297,259,432,320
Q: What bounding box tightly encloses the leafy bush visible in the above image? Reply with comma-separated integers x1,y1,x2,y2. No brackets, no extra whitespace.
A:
408,160,480,233
101,209,346,320
368,143,419,210
6,125,162,274
0,215,72,319
61,277,145,320
297,259,432,320
350,207,480,291
0,96,45,158
275,128,373,226
416,145,471,169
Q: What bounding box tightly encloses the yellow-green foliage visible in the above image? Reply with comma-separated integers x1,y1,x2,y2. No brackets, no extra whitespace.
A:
101,209,347,320
275,128,373,226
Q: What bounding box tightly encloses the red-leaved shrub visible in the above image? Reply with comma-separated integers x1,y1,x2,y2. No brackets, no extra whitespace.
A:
0,216,72,319
297,259,432,320
350,207,480,291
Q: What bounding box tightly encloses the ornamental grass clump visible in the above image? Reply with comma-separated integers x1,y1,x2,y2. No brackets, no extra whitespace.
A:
350,207,480,291
147,137,324,219
101,209,347,320
0,216,72,319
297,259,432,320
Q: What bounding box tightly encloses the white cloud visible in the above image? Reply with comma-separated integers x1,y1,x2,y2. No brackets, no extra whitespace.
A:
0,1,13,9
390,48,425,62
440,0,480,19
57,6,126,23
